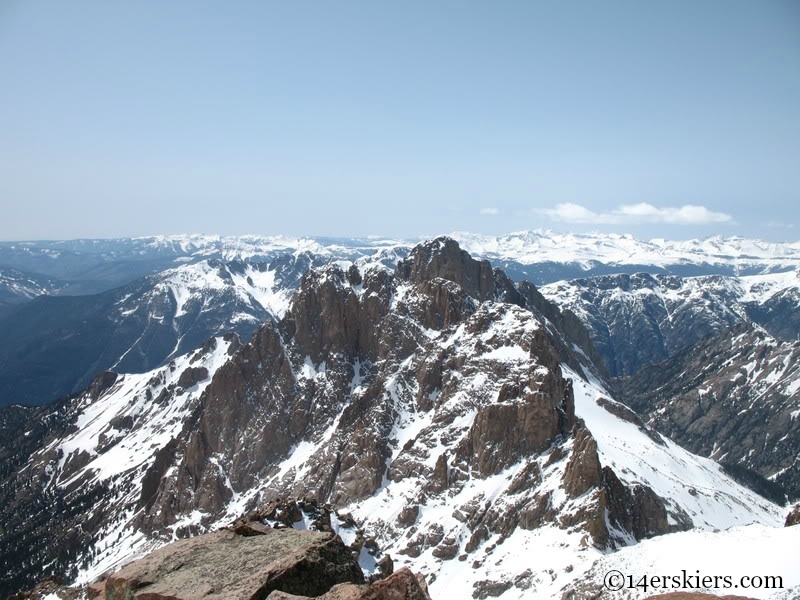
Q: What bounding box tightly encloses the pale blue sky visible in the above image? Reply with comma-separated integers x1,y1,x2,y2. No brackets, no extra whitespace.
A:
1,1,798,241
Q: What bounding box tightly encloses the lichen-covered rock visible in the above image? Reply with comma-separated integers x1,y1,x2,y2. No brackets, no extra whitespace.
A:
104,528,363,600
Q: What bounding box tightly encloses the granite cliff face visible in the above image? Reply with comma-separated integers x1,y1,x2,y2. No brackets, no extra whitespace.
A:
0,239,786,599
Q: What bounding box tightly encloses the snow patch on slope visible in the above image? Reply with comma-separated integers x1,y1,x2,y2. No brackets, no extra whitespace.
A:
567,365,783,529
52,338,236,585
572,524,800,600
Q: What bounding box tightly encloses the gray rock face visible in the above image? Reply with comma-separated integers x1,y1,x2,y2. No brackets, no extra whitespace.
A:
562,421,602,499
786,504,800,526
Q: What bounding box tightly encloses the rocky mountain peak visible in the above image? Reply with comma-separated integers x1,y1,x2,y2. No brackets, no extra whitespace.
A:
396,237,495,301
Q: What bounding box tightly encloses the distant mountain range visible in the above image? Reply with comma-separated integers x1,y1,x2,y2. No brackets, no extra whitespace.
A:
2,232,799,408
541,270,800,376
2,230,799,294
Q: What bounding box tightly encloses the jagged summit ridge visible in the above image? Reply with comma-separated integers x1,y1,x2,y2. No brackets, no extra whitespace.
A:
397,236,496,302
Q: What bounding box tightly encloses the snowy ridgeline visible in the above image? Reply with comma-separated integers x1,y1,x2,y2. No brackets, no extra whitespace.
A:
3,231,800,281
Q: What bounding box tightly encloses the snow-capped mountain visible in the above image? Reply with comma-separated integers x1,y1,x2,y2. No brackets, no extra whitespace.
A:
0,248,414,408
450,231,800,281
0,335,239,593
3,232,798,409
540,270,800,376
2,231,798,298
0,236,410,296
1,238,793,599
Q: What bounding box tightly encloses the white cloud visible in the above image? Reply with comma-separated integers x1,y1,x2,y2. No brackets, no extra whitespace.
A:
542,202,732,225
480,207,499,215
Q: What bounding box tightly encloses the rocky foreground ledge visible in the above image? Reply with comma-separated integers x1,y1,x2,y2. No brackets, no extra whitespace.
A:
11,521,776,600
11,523,432,600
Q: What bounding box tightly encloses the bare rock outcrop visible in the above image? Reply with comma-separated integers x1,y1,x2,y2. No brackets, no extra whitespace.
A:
562,420,602,498
397,237,495,302
103,527,363,600
284,266,362,362
786,503,800,526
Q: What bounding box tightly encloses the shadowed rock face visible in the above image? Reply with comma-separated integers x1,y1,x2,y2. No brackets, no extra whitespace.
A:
562,421,602,499
265,567,433,600
140,322,305,524
285,267,363,363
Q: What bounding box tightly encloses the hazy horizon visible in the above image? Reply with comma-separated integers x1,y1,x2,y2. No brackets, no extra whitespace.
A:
1,228,799,246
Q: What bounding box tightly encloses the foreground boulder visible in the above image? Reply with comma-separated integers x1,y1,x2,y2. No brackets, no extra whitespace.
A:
101,527,363,600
